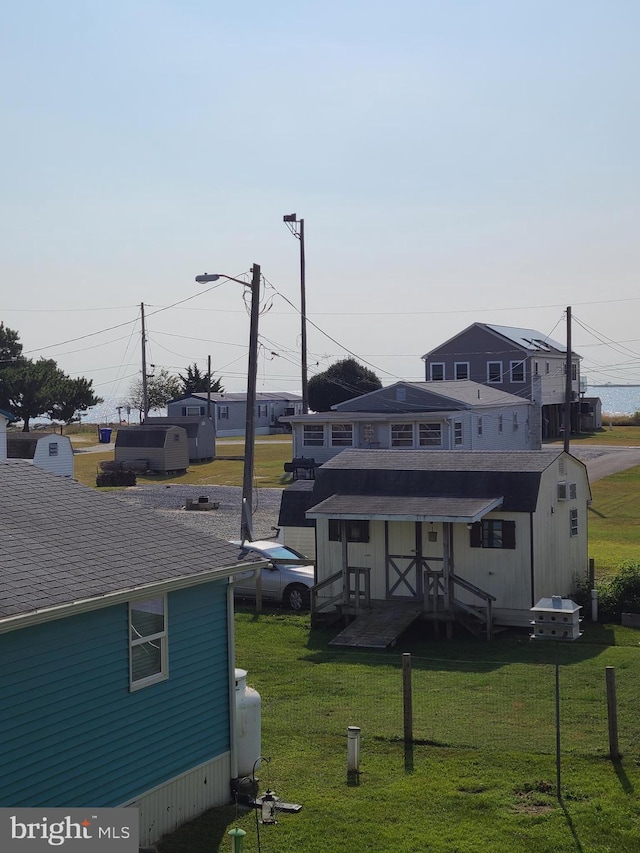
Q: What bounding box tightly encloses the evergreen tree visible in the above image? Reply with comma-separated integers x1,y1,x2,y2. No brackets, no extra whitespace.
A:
179,362,224,395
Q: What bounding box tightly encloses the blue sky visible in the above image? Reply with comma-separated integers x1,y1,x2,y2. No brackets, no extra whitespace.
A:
1,1,639,414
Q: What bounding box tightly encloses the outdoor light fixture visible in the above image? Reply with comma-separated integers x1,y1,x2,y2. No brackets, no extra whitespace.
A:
260,789,277,825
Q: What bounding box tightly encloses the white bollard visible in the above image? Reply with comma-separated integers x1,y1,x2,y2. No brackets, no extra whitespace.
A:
347,726,361,775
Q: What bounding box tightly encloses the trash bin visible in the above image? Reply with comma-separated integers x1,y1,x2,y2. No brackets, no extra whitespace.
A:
98,428,112,444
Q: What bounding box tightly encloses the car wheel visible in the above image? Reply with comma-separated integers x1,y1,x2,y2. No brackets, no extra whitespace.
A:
284,584,310,611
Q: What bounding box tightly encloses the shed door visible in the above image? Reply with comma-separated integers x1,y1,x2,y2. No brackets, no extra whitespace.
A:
385,521,421,601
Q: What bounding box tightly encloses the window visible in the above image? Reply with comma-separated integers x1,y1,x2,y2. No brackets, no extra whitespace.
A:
391,424,414,447
48,442,59,456
498,415,503,434
363,423,374,443
303,424,324,446
454,421,463,446
510,361,525,382
186,405,204,416
130,597,167,689
257,404,268,418
487,362,502,383
545,361,550,375
455,362,469,380
430,363,445,381
173,432,180,442
470,520,516,549
477,417,483,437
331,423,353,446
219,405,229,419
534,361,539,376
419,423,442,446
571,363,578,381
329,520,370,542
570,508,578,537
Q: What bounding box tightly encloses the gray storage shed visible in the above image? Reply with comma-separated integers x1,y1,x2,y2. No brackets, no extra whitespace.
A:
145,416,215,461
115,425,189,473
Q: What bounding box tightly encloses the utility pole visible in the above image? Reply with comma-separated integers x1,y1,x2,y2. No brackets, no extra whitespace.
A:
141,302,148,422
241,264,261,542
564,306,572,453
207,354,212,420
283,214,309,413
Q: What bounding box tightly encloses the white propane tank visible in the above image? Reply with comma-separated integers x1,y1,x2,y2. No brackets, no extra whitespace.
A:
235,668,262,778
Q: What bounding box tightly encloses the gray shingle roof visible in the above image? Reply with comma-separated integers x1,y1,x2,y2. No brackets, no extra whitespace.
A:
320,449,566,473
0,462,262,624
307,494,503,522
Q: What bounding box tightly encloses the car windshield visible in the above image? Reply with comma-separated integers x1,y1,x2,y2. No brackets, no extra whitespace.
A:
258,545,303,561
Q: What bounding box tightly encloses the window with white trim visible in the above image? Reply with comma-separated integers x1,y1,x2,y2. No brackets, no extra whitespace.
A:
534,361,539,376
571,363,578,381
487,362,502,383
510,361,525,382
186,405,204,416
498,415,503,434
570,508,579,537
418,423,441,446
391,424,414,447
331,423,353,446
477,417,483,436
257,404,268,418
455,362,469,380
454,421,463,446
430,363,445,381
545,361,550,375
219,405,229,419
303,424,324,446
130,596,168,690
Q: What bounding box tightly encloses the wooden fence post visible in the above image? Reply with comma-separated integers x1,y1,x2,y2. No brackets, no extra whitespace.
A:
402,653,413,743
606,666,619,759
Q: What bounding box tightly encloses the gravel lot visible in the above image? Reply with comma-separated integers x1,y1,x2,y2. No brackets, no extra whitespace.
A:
111,484,284,542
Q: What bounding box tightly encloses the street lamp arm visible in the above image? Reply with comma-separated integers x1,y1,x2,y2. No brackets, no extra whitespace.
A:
195,272,256,287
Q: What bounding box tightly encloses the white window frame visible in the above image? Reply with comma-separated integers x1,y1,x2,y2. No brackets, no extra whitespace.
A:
570,508,579,537
331,423,353,447
454,420,463,446
391,423,414,447
186,405,203,416
219,405,229,419
129,596,168,691
487,361,502,383
418,422,442,447
430,363,445,381
257,404,268,418
545,361,550,375
477,416,483,437
510,360,525,383
303,424,324,447
454,362,469,380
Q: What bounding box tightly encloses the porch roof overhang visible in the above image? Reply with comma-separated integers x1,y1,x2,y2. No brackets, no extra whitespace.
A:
306,494,504,523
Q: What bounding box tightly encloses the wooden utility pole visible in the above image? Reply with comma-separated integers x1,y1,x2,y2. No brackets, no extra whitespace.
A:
283,214,309,413
564,306,572,453
141,302,148,422
207,354,212,420
241,264,261,542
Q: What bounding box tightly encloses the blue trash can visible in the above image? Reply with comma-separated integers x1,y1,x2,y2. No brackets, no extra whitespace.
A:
99,428,112,443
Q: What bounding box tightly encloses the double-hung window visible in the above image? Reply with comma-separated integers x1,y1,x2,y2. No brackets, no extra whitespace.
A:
487,362,502,383
219,406,229,419
470,520,516,549
454,421,463,446
130,596,168,690
570,508,579,537
455,362,469,380
510,361,525,383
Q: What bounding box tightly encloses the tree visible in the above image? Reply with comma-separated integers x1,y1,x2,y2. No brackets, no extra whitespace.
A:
179,362,224,395
308,357,382,412
128,368,181,420
0,321,23,365
47,377,103,428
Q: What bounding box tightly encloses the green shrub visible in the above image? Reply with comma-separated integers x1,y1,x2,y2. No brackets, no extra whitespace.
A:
596,561,640,622
96,470,137,487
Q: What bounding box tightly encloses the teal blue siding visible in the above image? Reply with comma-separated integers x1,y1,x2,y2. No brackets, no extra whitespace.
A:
0,581,231,807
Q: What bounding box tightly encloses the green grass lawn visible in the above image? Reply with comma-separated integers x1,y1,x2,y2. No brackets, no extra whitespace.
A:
588,465,640,576
158,614,640,853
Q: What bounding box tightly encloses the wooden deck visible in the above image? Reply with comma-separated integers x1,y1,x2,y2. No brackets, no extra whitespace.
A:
329,606,423,649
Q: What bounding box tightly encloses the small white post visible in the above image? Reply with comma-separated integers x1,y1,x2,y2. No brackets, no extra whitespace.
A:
591,589,598,622
347,726,361,776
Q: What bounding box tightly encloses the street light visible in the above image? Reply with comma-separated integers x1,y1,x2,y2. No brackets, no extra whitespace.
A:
195,265,261,542
283,214,308,413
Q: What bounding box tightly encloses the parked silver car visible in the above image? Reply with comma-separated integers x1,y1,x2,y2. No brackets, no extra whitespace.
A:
230,540,314,611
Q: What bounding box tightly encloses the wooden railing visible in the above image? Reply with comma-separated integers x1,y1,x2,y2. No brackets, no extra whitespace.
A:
423,570,496,640
311,566,371,614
